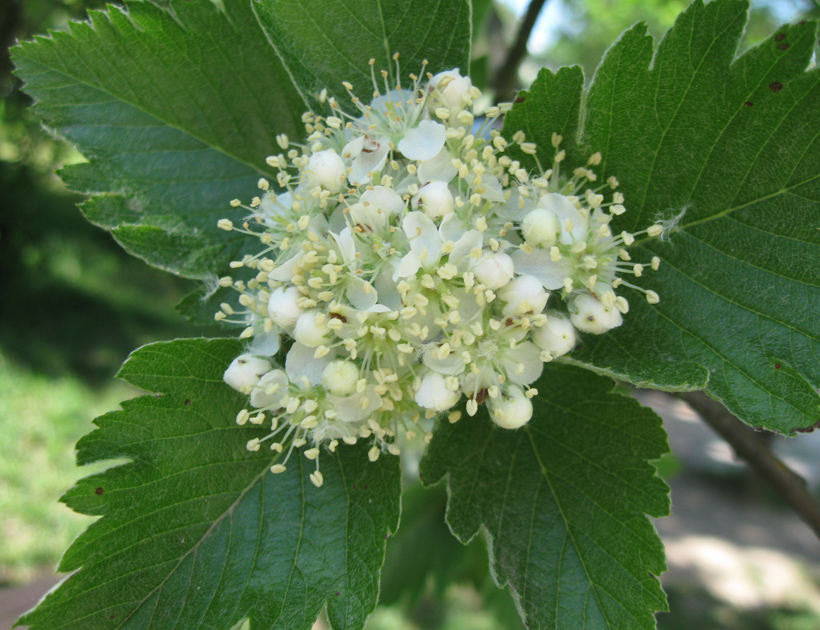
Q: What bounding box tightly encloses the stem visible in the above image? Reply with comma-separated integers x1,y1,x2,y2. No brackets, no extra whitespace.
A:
679,392,820,540
492,0,549,100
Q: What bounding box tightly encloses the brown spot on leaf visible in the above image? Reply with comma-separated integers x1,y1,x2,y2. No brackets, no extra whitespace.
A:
363,483,369,490
335,591,341,596
184,399,191,406
514,96,525,103
743,101,754,107
775,33,787,42
769,81,784,92
96,487,104,495
774,363,782,370
778,43,790,50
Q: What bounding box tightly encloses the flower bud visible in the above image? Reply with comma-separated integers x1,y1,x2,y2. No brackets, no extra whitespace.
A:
532,311,576,357
415,372,459,412
489,386,533,429
430,69,472,109
293,310,331,347
413,181,454,219
499,274,548,316
474,253,514,289
307,149,345,192
569,292,623,334
223,353,272,394
268,286,302,327
321,360,359,396
522,209,561,247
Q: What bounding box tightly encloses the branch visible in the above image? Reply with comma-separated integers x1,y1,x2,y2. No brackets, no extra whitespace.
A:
679,392,820,540
491,0,549,100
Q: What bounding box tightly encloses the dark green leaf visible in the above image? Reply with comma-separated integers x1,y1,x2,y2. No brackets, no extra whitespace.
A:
252,0,472,111
12,0,304,278
18,339,401,630
420,364,670,630
505,0,820,433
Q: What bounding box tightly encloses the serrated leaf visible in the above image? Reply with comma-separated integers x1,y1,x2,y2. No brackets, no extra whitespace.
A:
420,364,670,630
252,0,472,111
17,339,401,630
12,0,304,279
504,0,820,433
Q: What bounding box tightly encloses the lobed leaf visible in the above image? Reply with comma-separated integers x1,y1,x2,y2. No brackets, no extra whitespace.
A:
420,363,670,630
504,0,820,433
17,339,401,630
12,0,304,278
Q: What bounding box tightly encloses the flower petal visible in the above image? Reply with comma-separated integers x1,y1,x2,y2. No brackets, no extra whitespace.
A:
418,148,458,184
398,120,446,161
402,211,442,268
510,248,572,290
285,342,336,385
500,341,543,385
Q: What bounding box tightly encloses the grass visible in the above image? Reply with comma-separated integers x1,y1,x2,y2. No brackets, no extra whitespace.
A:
0,352,135,584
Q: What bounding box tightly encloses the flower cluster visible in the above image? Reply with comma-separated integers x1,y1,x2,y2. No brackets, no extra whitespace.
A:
218,58,667,486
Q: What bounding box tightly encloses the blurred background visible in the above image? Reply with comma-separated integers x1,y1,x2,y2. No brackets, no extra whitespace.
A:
1,0,819,628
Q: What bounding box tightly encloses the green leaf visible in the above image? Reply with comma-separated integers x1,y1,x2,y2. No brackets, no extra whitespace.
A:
252,0,472,111
505,0,820,433
17,339,401,630
12,0,304,279
420,364,670,630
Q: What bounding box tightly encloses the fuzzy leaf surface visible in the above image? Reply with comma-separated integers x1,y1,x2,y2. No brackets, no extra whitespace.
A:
504,0,820,433
420,364,670,630
252,0,472,111
17,339,401,630
12,0,304,278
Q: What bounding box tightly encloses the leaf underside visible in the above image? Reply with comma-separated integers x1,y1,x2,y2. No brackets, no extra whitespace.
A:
18,339,401,630
504,0,820,434
420,363,670,630
12,0,304,279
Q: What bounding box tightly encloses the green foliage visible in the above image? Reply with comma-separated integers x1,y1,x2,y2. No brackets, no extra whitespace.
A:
9,0,820,628
252,0,472,112
18,339,401,630
12,0,304,279
421,364,670,630
506,1,820,435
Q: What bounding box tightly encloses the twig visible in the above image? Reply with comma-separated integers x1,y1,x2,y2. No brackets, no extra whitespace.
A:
491,0,549,100
680,392,820,540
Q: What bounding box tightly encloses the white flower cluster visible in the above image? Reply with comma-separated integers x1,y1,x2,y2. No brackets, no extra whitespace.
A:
218,58,666,486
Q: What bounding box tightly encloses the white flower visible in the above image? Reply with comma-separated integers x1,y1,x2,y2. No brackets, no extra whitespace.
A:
346,135,390,185
250,369,289,408
293,310,332,347
474,253,514,289
489,386,533,429
522,208,561,247
217,62,666,485
415,372,459,411
569,292,623,333
532,311,576,358
413,181,454,219
268,286,302,327
322,360,359,396
306,149,345,192
223,354,272,394
429,69,472,109
499,275,549,317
